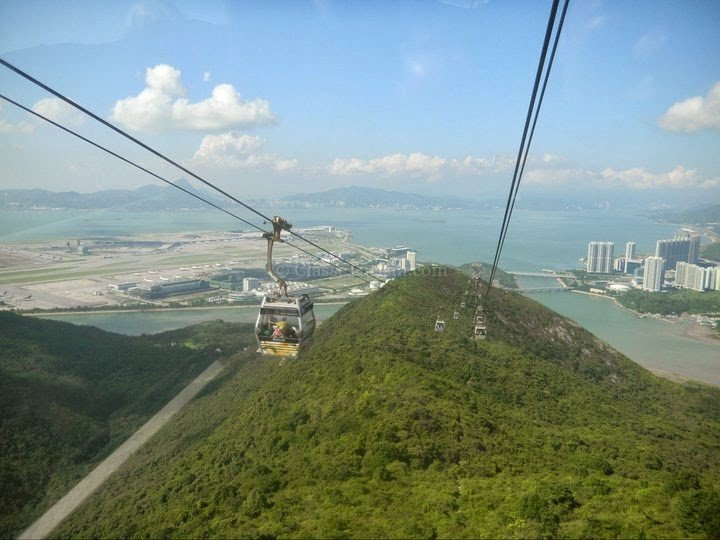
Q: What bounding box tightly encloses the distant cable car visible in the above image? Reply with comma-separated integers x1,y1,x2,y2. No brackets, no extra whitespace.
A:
473,324,486,340
435,319,446,332
452,311,460,320
460,301,466,308
255,216,316,357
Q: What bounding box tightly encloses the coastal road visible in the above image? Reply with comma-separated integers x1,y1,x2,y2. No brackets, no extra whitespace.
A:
18,359,226,540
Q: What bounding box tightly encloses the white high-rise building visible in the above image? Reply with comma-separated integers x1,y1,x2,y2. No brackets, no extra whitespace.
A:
703,267,716,290
675,261,688,287
709,267,720,291
625,242,636,261
643,257,665,291
676,262,712,292
586,241,614,273
243,277,260,291
406,250,417,271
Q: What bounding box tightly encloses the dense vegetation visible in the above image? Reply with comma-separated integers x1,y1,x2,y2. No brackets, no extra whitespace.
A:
54,269,720,539
617,288,720,318
0,313,253,538
702,242,720,263
458,261,517,289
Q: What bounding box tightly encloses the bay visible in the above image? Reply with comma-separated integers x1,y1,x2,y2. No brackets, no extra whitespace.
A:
5,207,718,386
525,289,720,387
0,207,677,272
36,304,344,336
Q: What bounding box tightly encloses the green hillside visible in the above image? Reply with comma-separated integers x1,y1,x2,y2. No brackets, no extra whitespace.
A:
45,270,720,538
0,313,253,538
458,261,517,289
702,241,720,263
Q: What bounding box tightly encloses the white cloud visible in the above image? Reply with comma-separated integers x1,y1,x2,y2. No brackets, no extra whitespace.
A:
326,152,718,190
456,154,515,175
658,81,720,133
599,165,719,190
32,98,85,128
329,153,450,179
525,167,594,186
0,103,33,134
125,2,178,29
587,15,607,30
191,131,297,172
440,0,490,8
111,64,276,132
633,29,667,60
524,165,720,191
327,152,541,179
526,164,719,190
406,59,426,79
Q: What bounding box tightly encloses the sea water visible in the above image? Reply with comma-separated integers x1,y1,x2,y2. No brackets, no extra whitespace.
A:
0,207,678,272
36,304,344,336
4,207,718,385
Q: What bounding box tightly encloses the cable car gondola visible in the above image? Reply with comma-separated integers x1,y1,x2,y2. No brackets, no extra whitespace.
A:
255,216,316,357
452,311,460,320
435,318,446,332
256,294,316,357
473,324,487,340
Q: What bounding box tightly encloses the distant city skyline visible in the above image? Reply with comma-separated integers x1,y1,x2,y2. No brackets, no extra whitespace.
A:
582,225,718,293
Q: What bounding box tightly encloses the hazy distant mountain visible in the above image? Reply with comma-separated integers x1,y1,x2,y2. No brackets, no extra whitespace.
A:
652,204,720,225
280,186,488,209
279,186,619,211
1,180,223,210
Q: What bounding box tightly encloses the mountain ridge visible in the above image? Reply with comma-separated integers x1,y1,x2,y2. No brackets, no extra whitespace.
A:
1,179,223,210
53,269,720,539
280,185,487,209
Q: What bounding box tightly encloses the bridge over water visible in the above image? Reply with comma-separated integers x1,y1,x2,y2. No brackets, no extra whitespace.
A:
517,287,570,293
507,271,574,278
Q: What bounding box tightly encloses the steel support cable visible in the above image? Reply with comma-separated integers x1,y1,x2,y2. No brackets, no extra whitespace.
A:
0,93,441,311
495,0,569,275
0,61,466,313
485,0,562,297
0,58,390,287
0,59,275,223
487,0,560,291
0,93,372,286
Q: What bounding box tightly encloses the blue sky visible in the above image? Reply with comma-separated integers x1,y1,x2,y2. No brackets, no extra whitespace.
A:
1,0,719,206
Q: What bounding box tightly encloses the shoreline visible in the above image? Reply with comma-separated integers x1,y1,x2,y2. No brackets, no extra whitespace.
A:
679,315,720,346
569,289,719,346
24,301,349,318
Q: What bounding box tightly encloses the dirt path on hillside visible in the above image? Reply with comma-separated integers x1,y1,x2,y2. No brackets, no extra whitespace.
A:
18,360,226,540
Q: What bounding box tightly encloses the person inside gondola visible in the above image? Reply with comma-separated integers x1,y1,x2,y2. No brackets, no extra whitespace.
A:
272,322,287,338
